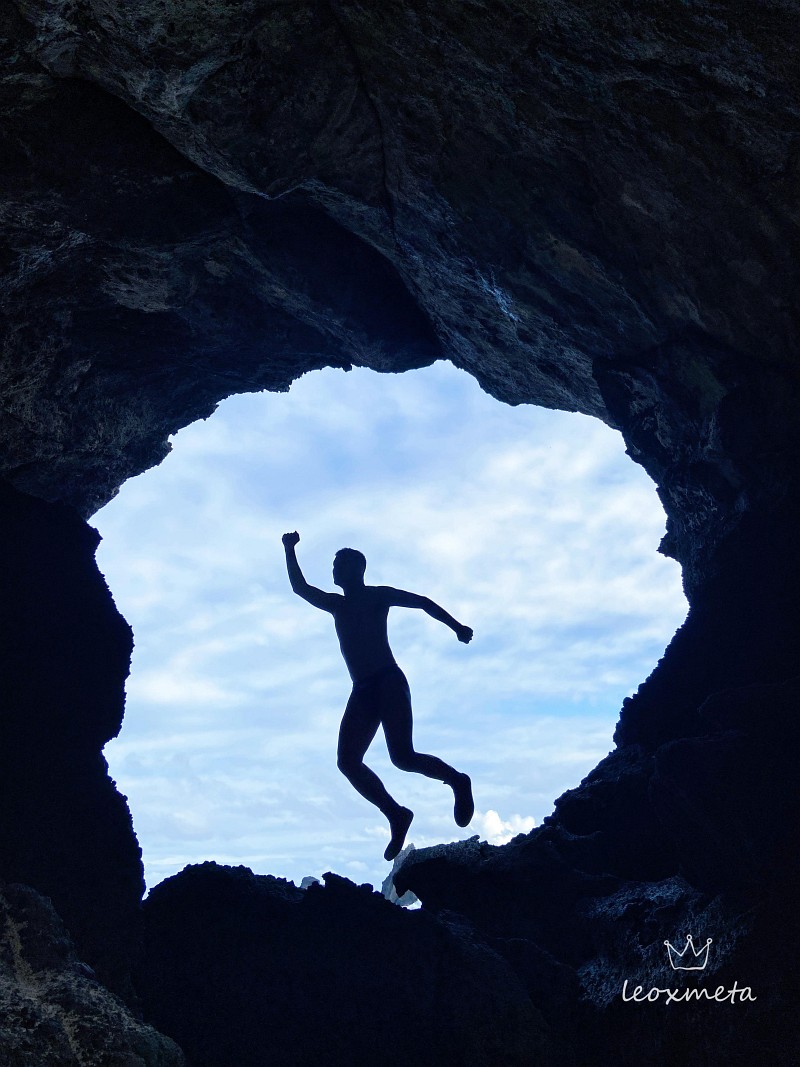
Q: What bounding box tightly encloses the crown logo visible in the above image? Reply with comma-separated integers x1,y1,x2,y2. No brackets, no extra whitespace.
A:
664,934,713,971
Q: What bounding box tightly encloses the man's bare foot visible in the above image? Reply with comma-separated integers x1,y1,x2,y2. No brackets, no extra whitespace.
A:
384,806,414,861
452,772,474,827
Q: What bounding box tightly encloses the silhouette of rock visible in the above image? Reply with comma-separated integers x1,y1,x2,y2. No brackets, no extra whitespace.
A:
382,844,419,907
651,679,800,894
138,862,559,1067
0,482,143,1000
1,0,799,1063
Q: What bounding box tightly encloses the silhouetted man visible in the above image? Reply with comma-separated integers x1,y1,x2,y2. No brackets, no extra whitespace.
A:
282,531,474,860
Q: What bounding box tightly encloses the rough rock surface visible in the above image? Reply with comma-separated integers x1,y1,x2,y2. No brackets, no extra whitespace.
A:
0,480,143,1000
397,678,800,1064
1,0,800,1064
2,0,799,590
0,881,183,1067
139,862,560,1067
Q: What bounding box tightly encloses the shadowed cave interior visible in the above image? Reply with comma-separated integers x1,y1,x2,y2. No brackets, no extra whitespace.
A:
2,1,800,1064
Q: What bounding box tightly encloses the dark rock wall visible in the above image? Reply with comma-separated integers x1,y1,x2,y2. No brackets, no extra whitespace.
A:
1,3,440,516
397,678,800,1064
0,481,143,999
616,504,800,751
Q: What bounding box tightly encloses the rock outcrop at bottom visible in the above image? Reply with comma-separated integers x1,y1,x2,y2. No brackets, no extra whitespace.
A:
397,678,800,1066
138,862,565,1067
0,881,183,1067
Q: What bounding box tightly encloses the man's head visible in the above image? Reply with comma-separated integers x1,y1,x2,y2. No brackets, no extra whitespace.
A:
333,547,367,588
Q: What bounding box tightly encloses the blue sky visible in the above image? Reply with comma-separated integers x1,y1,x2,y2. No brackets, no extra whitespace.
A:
94,361,687,893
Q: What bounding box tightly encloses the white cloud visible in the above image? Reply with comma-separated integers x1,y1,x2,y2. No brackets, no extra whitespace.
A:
474,809,537,845
130,670,239,707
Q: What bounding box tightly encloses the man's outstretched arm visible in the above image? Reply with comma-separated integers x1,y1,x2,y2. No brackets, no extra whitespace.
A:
383,587,473,643
282,532,339,612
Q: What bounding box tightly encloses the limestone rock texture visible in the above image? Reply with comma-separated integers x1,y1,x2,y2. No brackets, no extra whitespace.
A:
1,0,800,1064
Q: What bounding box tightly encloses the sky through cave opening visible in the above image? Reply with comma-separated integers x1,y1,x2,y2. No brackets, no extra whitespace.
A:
94,361,688,894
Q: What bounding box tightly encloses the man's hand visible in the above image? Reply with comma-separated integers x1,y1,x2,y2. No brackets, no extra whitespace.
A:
456,624,473,644
282,531,300,548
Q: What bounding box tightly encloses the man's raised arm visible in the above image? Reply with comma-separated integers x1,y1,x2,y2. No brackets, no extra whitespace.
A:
383,587,473,643
282,532,339,612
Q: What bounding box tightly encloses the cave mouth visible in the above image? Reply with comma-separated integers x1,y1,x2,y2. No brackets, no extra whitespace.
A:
94,360,687,893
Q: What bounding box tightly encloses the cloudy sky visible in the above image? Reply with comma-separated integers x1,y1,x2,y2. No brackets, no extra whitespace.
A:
94,361,688,894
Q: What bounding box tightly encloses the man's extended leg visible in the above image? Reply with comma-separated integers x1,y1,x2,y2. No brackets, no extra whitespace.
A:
380,669,474,827
337,687,413,860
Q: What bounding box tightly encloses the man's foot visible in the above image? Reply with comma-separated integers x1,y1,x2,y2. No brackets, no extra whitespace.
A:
384,806,414,861
452,772,474,827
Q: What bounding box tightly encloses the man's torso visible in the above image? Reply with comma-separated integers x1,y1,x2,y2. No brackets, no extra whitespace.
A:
333,586,396,683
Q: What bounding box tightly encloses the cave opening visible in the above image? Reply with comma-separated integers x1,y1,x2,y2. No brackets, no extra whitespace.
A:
94,360,687,894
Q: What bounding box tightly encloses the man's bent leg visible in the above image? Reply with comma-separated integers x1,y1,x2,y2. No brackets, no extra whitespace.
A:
337,686,413,860
382,670,474,827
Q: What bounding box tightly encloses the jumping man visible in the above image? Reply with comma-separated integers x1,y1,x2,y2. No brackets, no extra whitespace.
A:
282,531,474,860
